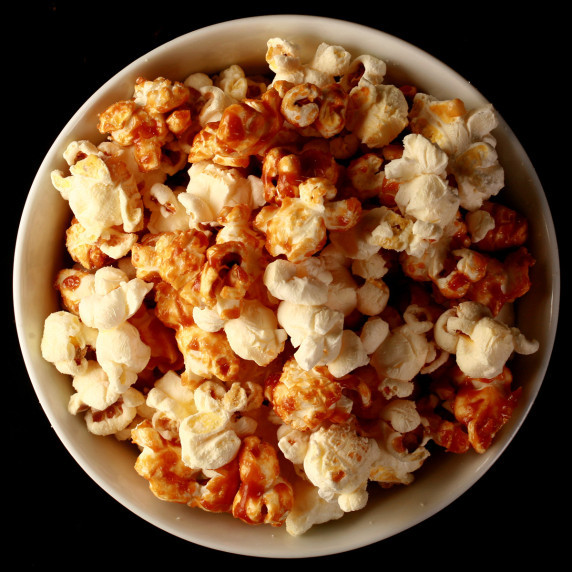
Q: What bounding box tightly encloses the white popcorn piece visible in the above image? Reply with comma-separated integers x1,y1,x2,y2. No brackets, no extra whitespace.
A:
223,299,288,366
179,409,242,470
325,267,358,316
216,65,252,101
370,414,430,486
380,399,421,434
95,322,151,394
263,258,332,306
384,134,460,251
69,360,121,413
345,54,387,87
194,380,263,415
378,378,415,399
346,80,409,148
40,311,97,376
327,330,369,378
360,317,390,355
371,322,430,382
179,161,262,224
146,183,191,233
441,301,539,379
146,370,197,423
409,93,504,210
285,479,345,537
277,300,344,370
277,424,310,467
266,37,304,79
83,387,146,437
310,42,352,78
356,278,390,316
78,267,153,331
51,144,143,236
303,423,380,512
466,208,496,243
192,306,226,332
351,252,389,280
267,38,350,88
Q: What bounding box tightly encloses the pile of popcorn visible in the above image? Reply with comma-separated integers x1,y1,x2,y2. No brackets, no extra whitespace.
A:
40,37,539,536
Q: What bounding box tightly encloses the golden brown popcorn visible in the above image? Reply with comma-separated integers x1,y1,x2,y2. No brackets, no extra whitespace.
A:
450,365,520,453
255,177,360,262
261,142,340,205
131,229,210,306
265,357,350,432
132,420,202,504
190,87,285,167
153,281,196,330
176,324,243,382
279,82,348,138
67,219,140,269
469,201,529,252
232,435,294,527
54,267,95,315
98,77,195,172
133,76,191,114
128,305,184,380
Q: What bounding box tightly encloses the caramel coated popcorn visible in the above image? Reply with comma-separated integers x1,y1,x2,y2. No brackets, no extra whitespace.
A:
41,37,539,536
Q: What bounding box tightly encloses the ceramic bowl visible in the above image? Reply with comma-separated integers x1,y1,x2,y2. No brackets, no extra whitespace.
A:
13,14,559,558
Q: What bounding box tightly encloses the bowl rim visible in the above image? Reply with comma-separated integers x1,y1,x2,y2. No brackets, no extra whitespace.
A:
13,14,561,558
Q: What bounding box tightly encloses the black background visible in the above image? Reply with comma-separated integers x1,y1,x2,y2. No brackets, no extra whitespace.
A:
8,3,567,568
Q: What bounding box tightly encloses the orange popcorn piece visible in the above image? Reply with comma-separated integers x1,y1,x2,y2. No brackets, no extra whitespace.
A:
265,358,349,432
132,420,201,505
262,142,340,205
465,247,535,316
131,229,210,305
473,201,529,252
451,366,520,454
132,420,241,512
190,87,284,166
232,435,294,527
176,324,243,382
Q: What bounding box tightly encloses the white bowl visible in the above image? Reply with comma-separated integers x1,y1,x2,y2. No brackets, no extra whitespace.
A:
13,15,559,558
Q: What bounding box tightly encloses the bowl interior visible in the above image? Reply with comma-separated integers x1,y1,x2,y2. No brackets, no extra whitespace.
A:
13,15,559,558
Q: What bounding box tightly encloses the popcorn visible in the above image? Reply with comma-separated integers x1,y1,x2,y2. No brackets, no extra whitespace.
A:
96,322,151,393
84,386,146,437
145,371,197,439
232,435,294,527
386,134,459,225
346,80,409,148
41,311,97,376
303,423,380,512
52,142,144,238
179,409,243,470
266,357,350,431
223,299,287,366
285,479,344,536
371,320,431,382
41,37,541,536
255,177,361,263
277,301,344,370
437,301,539,379
327,330,369,378
78,266,153,331
182,160,264,224
409,93,504,210
146,183,191,233
263,258,332,306
179,379,258,471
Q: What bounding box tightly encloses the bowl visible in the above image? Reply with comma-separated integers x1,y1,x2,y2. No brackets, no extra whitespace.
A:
13,14,560,558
